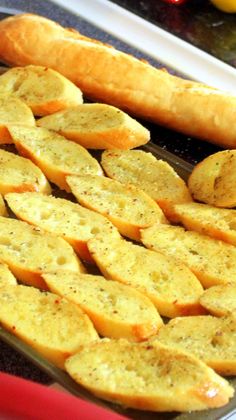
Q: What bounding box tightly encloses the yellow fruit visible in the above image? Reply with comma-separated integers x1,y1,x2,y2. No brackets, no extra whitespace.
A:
211,0,236,12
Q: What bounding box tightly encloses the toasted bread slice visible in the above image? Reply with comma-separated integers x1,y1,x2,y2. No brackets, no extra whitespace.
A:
67,175,167,241
0,65,83,116
7,125,103,191
0,284,98,369
101,149,192,219
188,150,236,208
87,234,204,318
6,192,120,263
172,202,236,246
0,216,84,289
0,95,35,144
65,338,233,412
43,270,163,341
37,103,150,149
155,315,236,376
0,195,7,216
141,224,236,288
0,263,17,285
0,148,51,195
200,284,236,317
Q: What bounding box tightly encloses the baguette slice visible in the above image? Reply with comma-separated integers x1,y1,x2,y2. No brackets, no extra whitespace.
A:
65,338,233,412
155,315,236,376
0,216,84,289
172,202,236,246
188,150,236,208
0,284,98,369
0,195,7,216
200,284,236,317
0,95,35,144
7,125,103,191
2,14,236,149
87,234,204,318
67,174,167,241
0,263,17,285
141,224,236,288
37,103,150,149
0,65,83,116
43,270,163,341
0,148,51,195
5,192,120,263
101,149,192,219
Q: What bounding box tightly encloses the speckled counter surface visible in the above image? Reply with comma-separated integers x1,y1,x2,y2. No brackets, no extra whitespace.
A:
0,0,233,385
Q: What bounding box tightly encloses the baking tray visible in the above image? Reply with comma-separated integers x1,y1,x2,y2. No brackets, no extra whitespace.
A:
0,3,235,420
0,141,236,420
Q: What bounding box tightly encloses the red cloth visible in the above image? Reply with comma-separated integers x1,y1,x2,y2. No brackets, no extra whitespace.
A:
0,372,128,420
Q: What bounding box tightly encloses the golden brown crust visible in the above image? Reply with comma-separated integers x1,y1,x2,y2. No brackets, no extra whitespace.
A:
0,14,236,147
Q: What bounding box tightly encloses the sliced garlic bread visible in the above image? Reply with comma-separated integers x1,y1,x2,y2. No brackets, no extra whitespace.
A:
87,234,204,318
8,125,103,191
0,195,7,216
188,150,236,208
0,216,84,289
101,149,192,218
65,338,233,412
43,270,163,341
0,148,51,195
141,224,236,288
67,175,167,241
0,263,17,285
155,315,236,376
6,192,120,263
0,284,98,369
37,103,150,149
0,65,83,116
200,284,236,317
0,95,35,144
172,202,236,246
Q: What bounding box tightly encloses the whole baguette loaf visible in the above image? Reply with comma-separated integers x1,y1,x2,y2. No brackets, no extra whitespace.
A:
0,13,236,148
65,338,234,411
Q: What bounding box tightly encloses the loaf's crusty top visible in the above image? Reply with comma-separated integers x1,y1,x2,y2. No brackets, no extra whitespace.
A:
65,338,234,412
0,13,236,147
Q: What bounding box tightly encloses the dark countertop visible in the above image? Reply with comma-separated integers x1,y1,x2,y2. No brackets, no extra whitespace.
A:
0,0,235,388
